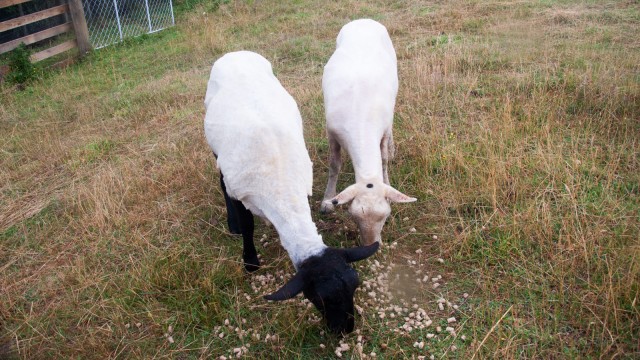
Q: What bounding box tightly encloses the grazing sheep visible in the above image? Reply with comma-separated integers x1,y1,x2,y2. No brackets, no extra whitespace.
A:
321,19,417,246
204,51,379,334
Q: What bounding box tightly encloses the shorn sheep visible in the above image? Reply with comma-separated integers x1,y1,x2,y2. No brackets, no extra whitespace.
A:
204,51,379,334
321,19,417,245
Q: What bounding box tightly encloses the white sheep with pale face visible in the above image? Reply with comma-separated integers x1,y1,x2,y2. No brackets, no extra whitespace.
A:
321,19,416,245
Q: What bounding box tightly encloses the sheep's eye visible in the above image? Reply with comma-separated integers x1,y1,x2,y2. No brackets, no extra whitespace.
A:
367,184,373,188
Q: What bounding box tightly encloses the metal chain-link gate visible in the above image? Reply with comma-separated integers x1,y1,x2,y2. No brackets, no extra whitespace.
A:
82,0,174,49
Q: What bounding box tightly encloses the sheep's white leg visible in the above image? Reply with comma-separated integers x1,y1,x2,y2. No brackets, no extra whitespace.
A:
321,135,342,214
388,130,395,160
381,131,394,185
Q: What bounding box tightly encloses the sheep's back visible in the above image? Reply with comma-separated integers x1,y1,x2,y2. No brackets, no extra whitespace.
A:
323,19,398,134
204,52,313,213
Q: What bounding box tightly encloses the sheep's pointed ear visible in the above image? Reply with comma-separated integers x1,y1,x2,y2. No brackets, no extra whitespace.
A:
264,271,305,301
329,184,359,206
341,241,380,263
385,185,417,203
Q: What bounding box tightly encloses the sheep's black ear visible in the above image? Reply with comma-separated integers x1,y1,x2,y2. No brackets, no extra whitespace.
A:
341,241,380,263
264,271,305,301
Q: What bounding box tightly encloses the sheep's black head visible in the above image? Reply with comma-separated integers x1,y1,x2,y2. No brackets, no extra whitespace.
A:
264,241,380,334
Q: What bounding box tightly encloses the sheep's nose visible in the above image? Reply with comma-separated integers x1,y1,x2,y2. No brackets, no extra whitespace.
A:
329,322,354,335
361,234,380,246
344,317,355,333
328,314,355,335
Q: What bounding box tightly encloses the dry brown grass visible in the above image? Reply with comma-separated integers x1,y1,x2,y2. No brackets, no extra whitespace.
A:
1,0,638,358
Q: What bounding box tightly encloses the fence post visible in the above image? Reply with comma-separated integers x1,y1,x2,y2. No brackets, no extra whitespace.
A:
67,0,91,55
169,0,175,25
112,0,123,41
144,0,153,32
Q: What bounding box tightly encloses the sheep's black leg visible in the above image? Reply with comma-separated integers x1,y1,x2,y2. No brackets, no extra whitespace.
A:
231,198,260,272
217,165,258,272
219,173,241,234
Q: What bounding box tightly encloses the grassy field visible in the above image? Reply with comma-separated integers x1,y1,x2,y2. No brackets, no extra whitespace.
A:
1,0,638,358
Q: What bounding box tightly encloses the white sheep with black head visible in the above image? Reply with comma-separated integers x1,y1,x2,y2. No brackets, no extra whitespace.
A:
204,51,379,334
321,19,417,246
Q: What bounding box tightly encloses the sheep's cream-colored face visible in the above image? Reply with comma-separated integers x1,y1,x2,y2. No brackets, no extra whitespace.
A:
348,188,391,246
328,182,417,245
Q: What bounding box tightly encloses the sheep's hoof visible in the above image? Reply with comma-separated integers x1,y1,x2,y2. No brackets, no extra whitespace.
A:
243,254,260,273
227,221,242,235
320,201,335,214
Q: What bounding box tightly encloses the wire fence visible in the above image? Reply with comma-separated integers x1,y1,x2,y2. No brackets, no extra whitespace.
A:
82,0,174,49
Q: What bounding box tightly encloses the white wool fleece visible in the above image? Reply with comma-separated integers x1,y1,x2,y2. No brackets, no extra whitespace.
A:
322,19,398,181
204,51,326,266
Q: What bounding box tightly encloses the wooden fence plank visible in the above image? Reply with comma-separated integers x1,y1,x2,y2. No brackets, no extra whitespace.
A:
0,4,68,33
0,0,31,10
30,38,76,62
0,22,71,55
